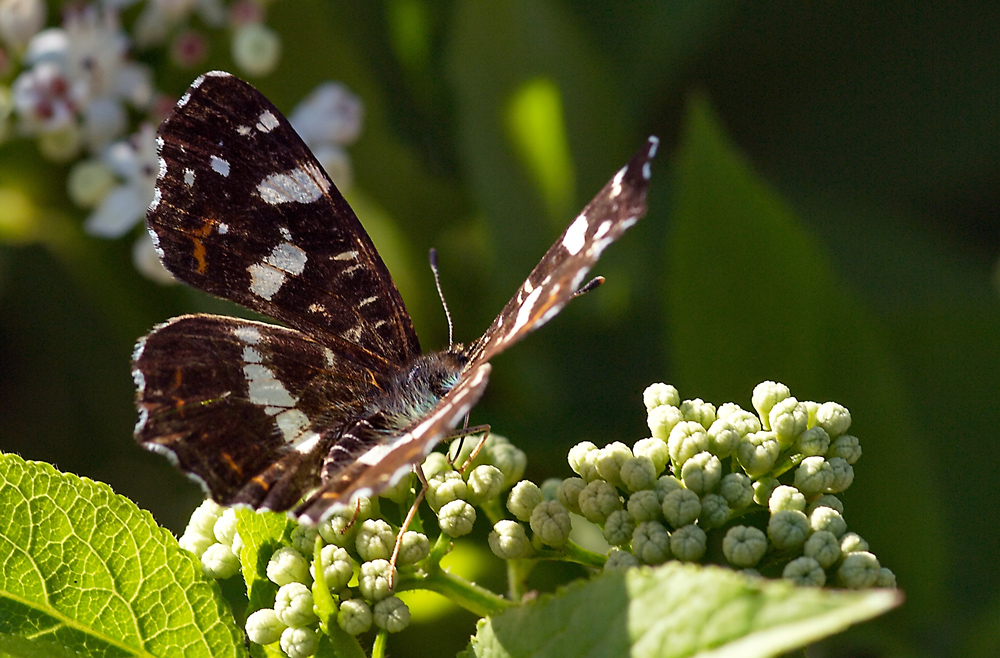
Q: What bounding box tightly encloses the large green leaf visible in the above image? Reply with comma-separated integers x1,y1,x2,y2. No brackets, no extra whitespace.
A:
0,453,244,658
465,562,900,658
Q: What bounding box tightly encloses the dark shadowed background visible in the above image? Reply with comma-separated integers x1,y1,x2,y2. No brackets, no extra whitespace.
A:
1,2,998,657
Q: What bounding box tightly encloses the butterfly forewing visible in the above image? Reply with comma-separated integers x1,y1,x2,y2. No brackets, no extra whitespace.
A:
149,71,419,368
466,136,658,368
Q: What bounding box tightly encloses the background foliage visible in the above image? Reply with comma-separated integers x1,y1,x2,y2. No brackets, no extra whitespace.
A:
1,2,997,657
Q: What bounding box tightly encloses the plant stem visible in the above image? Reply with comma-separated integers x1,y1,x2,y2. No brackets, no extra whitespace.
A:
397,568,511,617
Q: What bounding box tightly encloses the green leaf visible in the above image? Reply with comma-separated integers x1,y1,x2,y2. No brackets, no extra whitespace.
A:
0,453,244,658
466,562,900,658
233,509,291,658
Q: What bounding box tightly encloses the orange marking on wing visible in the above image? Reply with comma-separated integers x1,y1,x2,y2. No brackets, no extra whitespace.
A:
221,451,243,477
189,219,218,275
251,475,270,490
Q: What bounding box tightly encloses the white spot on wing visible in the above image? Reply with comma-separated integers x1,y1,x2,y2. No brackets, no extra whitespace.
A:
333,250,358,261
211,156,230,177
257,163,330,204
248,262,286,300
149,187,161,212
244,363,297,408
508,287,543,338
237,125,251,136
257,110,279,133
265,242,308,275
611,166,626,197
234,325,262,344
562,215,588,256
359,295,378,307
157,157,167,179
218,223,229,234
183,168,195,186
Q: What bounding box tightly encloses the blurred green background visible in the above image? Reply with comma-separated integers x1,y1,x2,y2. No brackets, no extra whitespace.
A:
1,2,998,657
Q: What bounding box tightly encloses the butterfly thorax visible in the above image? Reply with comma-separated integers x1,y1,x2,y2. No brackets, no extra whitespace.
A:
368,350,468,431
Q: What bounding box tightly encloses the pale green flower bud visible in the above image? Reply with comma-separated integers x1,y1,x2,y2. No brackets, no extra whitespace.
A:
769,397,808,448
698,494,730,529
815,401,851,437
643,383,679,411
807,494,844,515
578,480,622,524
722,525,767,568
670,524,707,561
662,488,701,528
246,608,286,645
427,470,468,512
356,519,396,562
768,510,811,551
796,426,831,457
231,532,243,557
187,499,224,539
488,520,533,559
826,457,855,493
653,475,683,503
809,506,847,538
213,508,239,546
783,556,825,586
648,404,684,441
396,531,430,566
267,547,309,586
668,421,710,468
280,626,318,658
289,524,318,556
568,441,601,482
275,582,318,626
352,496,380,521
421,452,451,480
507,480,543,522
752,381,791,429
680,451,722,495
707,419,741,458
447,435,483,472
379,470,413,504
804,530,841,568
178,530,214,559
632,521,671,565
486,437,527,488
720,473,753,510
373,596,410,633
232,23,282,78
627,490,662,523
752,477,780,507
680,398,716,428
717,404,762,436
466,464,505,505
802,400,820,426
602,510,636,547
540,477,562,501
595,442,633,488
620,456,657,492
312,545,355,592
837,551,880,589
338,598,372,635
201,543,240,579
438,500,476,537
794,457,835,496
875,568,897,588
318,510,358,548
632,437,669,475
828,434,862,465
556,477,586,515
530,500,571,547
605,548,640,571
359,559,396,601
737,431,780,477
768,485,806,514
840,532,869,554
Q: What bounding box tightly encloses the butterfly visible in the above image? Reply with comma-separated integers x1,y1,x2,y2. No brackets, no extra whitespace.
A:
132,71,658,524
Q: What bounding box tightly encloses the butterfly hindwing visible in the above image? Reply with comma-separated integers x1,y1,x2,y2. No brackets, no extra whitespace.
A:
467,136,658,367
149,71,419,367
134,314,390,511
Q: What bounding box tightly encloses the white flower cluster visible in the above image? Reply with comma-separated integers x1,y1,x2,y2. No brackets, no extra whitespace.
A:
531,381,893,590
182,434,524,656
0,0,362,281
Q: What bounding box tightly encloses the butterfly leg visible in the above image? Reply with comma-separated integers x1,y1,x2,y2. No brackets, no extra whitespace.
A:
388,463,429,589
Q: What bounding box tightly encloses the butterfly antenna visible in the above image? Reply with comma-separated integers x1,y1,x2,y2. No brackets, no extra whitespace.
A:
429,248,454,349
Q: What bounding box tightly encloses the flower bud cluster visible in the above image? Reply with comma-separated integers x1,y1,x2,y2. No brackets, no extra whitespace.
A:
185,433,523,656
490,381,891,591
